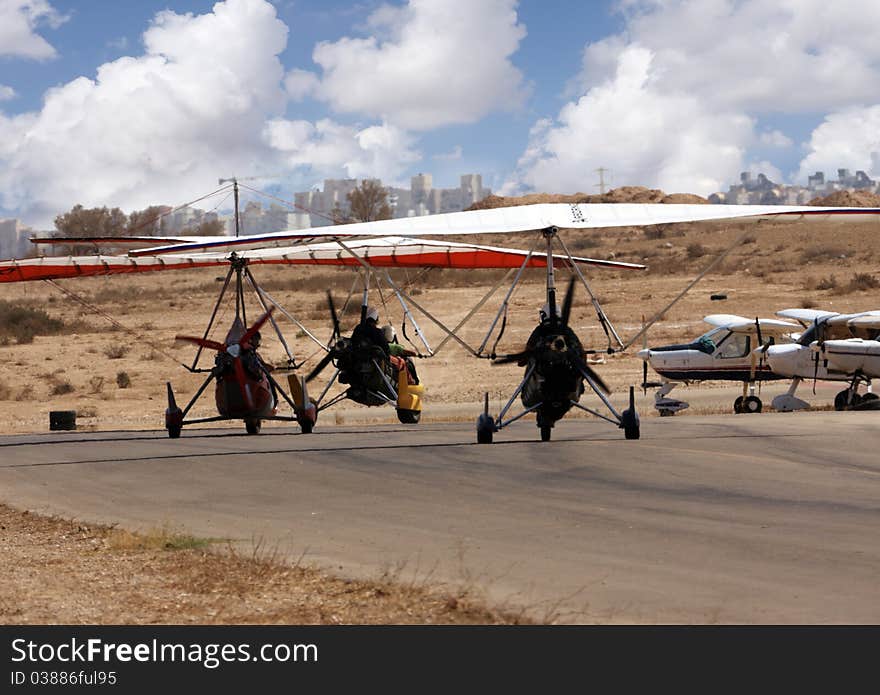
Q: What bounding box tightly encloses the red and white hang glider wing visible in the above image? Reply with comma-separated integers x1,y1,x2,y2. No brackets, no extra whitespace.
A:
0,236,643,283
116,202,880,257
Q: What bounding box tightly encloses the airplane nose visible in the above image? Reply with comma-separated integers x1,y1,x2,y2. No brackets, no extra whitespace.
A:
636,348,651,361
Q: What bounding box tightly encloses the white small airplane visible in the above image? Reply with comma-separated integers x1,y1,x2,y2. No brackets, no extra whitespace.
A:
637,314,800,415
761,308,880,411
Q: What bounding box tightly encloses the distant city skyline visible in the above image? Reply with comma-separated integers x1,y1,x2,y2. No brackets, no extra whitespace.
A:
2,0,880,228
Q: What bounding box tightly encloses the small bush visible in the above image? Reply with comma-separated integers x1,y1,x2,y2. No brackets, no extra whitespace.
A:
116,371,131,389
50,380,75,396
104,344,129,359
800,298,818,309
816,275,838,291
15,385,35,401
0,301,64,344
847,272,879,292
88,376,105,394
686,242,707,259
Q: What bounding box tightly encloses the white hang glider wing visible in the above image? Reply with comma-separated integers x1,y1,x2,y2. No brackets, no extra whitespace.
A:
87,202,880,257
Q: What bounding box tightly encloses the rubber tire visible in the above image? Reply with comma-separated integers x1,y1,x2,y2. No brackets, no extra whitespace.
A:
476,413,494,444
742,395,762,414
167,424,182,439
245,420,261,435
733,396,744,414
834,390,858,411
659,409,674,417
540,422,552,442
397,408,420,424
299,419,314,434
620,409,640,440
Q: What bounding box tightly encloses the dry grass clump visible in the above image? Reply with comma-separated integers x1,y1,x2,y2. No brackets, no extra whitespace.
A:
0,300,65,345
116,371,132,388
103,343,129,359
800,245,846,263
842,272,880,293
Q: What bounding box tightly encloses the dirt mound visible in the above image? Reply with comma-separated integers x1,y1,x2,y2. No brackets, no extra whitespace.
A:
810,190,880,207
468,187,708,210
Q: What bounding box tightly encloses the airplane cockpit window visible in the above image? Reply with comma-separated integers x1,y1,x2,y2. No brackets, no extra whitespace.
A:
694,327,724,353
715,332,751,359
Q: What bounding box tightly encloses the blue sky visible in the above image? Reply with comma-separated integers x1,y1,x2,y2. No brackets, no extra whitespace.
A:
2,0,879,227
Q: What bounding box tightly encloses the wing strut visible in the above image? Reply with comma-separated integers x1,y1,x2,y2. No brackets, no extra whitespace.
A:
622,224,763,351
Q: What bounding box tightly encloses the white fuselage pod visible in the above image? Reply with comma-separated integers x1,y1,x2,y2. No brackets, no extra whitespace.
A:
763,340,880,380
818,339,880,377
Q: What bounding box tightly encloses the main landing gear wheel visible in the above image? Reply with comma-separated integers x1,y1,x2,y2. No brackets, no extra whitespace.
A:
396,408,420,424
834,390,861,411
742,396,762,413
733,396,743,414
299,419,314,434
245,419,261,435
167,424,182,439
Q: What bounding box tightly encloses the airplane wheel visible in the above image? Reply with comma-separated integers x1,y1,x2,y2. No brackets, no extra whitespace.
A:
742,396,762,414
620,409,640,440
540,422,552,442
476,414,494,444
834,390,856,411
299,419,314,434
245,419,261,435
397,408,420,424
862,393,879,402
733,396,744,414
167,424,182,439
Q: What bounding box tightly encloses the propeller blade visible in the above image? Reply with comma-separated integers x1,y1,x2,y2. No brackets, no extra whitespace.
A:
643,360,648,396
571,350,611,394
231,357,255,411
492,350,531,365
240,307,275,347
327,291,341,341
305,351,335,382
175,335,226,351
560,276,576,328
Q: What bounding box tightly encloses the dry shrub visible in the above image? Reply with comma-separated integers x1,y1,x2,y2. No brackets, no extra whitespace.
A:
50,380,75,396
800,298,818,309
88,376,105,394
15,385,35,401
686,242,707,259
800,245,846,263
815,275,838,291
844,272,880,293
104,344,129,359
0,301,65,344
116,371,132,389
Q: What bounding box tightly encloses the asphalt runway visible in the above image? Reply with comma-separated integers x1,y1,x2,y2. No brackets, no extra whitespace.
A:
1,411,879,624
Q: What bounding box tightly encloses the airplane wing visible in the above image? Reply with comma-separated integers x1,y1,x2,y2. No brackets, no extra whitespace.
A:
29,234,203,248
776,308,839,326
703,314,799,334
847,314,880,331
727,318,801,335
0,236,643,283
703,314,750,327
122,203,880,257
824,310,880,326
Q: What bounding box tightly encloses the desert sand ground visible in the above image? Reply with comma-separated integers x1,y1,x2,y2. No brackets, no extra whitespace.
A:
2,216,878,432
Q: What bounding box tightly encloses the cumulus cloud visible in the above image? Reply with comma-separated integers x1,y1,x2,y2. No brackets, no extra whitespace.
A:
264,118,420,182
308,0,528,130
798,106,880,181
284,68,319,100
0,85,17,101
433,145,463,161
0,0,291,225
0,0,67,59
0,0,424,227
510,0,880,194
504,46,754,196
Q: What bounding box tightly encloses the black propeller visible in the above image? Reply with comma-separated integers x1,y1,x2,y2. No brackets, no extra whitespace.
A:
306,292,343,383
559,275,575,328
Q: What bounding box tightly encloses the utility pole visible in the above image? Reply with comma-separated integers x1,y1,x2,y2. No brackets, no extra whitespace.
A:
595,167,610,195
218,177,242,237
